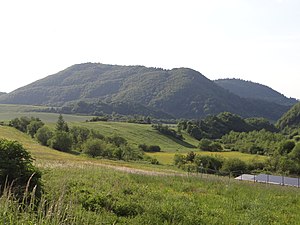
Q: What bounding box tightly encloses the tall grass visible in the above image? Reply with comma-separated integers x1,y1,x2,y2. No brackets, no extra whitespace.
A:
2,162,298,224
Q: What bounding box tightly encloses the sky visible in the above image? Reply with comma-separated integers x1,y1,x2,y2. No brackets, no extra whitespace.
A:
0,0,300,99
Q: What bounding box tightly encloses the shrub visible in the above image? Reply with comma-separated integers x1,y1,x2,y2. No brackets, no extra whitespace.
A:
27,120,45,138
107,135,127,147
0,139,42,201
48,131,72,152
199,139,223,151
194,155,224,173
221,158,248,176
82,139,107,158
35,126,53,146
138,144,161,152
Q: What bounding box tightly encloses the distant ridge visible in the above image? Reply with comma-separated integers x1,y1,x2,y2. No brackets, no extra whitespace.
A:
0,92,6,96
0,63,291,120
215,78,298,106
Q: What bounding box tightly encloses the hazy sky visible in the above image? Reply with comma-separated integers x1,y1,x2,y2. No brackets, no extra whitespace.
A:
1,0,300,99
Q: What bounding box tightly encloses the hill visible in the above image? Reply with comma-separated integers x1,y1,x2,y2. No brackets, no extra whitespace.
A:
215,78,298,106
0,63,290,120
0,92,6,96
277,102,300,129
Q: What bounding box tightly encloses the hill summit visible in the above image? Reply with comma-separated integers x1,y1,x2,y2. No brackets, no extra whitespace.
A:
215,78,297,106
0,63,291,120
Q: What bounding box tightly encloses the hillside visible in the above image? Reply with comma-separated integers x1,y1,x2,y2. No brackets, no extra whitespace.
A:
277,102,300,129
215,78,298,106
0,92,6,96
0,63,290,120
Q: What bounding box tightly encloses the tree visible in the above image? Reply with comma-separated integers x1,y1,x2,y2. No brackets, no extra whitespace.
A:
278,140,295,155
107,135,127,147
199,139,212,151
35,126,53,146
0,139,42,200
56,114,69,132
49,131,72,152
27,120,45,138
83,138,106,158
289,143,300,162
221,158,247,176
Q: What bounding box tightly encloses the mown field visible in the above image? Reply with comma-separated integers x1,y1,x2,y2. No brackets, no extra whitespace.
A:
0,104,92,122
0,126,300,224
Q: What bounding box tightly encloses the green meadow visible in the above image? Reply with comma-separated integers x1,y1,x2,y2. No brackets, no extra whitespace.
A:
1,104,299,224
0,126,299,224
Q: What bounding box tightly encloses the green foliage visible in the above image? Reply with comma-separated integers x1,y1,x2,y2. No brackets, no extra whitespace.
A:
27,120,44,138
69,126,91,150
35,126,53,146
138,144,161,152
82,138,107,158
152,124,183,140
221,158,248,176
215,78,297,106
180,112,277,140
56,114,69,132
289,143,300,163
106,135,127,147
277,102,300,130
0,139,42,200
221,129,287,155
278,140,295,155
195,155,224,172
9,116,43,135
48,131,73,152
199,139,223,151
245,117,278,132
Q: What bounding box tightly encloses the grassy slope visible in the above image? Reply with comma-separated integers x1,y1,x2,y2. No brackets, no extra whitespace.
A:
74,121,267,164
76,121,199,152
0,104,268,164
0,126,299,224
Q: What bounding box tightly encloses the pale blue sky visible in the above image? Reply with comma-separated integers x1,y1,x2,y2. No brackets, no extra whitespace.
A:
0,0,299,99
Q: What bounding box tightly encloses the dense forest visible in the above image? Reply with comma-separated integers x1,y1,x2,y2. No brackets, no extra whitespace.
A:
215,78,297,106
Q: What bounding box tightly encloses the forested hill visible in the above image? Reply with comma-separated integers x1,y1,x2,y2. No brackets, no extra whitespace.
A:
215,78,298,106
0,92,6,96
277,102,300,129
0,63,291,120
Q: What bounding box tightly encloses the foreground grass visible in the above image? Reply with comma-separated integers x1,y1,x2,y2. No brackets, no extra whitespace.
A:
1,163,299,224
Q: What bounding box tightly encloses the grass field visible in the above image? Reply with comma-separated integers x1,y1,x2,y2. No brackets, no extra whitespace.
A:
146,151,267,165
0,104,92,122
0,103,268,163
0,124,300,224
75,121,199,152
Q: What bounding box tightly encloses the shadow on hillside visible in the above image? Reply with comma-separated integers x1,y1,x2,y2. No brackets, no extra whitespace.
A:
165,135,197,148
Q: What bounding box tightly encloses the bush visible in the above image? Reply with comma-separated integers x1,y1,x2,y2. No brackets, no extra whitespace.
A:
35,126,53,146
107,135,127,147
194,155,224,173
221,158,248,176
138,144,161,152
48,131,72,152
83,139,107,158
199,139,223,151
0,139,42,201
27,120,45,138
